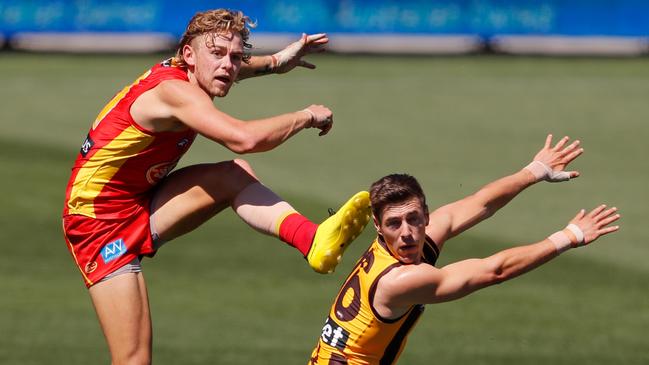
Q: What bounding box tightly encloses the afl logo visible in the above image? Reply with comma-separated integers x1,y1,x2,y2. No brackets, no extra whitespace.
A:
146,161,178,184
177,138,190,149
85,261,98,274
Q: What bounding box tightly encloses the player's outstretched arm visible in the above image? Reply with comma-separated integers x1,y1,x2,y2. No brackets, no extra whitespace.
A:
237,33,328,80
384,205,620,309
142,79,334,153
426,134,583,247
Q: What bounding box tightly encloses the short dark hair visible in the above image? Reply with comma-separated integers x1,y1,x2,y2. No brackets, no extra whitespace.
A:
369,174,428,221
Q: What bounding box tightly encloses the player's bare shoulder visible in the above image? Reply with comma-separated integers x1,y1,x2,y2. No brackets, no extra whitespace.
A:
377,261,444,311
131,78,202,132
374,263,430,318
156,78,209,106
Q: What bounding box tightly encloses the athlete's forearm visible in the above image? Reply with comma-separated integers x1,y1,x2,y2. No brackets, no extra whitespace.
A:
432,238,559,303
237,56,275,80
429,169,537,242
468,222,587,289
471,168,537,218
233,111,313,153
484,239,558,284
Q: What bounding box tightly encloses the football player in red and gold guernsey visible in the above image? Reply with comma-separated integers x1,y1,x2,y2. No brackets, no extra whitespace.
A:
309,135,620,365
62,9,371,364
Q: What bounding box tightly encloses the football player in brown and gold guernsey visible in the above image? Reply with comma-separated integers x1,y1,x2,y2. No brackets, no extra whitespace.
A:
309,135,620,365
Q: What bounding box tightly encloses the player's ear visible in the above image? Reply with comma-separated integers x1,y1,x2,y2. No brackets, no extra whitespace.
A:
182,44,196,67
372,214,382,234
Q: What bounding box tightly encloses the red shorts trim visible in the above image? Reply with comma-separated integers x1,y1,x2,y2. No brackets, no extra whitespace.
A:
62,206,155,288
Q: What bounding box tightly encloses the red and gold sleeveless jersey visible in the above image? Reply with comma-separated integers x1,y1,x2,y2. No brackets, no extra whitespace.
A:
309,237,439,365
63,59,197,219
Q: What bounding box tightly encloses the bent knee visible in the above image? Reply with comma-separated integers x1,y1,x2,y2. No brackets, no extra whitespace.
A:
231,158,257,179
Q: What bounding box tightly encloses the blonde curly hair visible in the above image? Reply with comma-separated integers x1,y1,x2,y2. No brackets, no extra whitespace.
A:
173,9,255,67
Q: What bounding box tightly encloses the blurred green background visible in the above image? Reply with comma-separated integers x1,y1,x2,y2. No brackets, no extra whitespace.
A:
0,53,647,364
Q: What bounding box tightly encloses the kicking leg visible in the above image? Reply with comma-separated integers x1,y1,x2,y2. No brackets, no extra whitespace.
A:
151,160,280,241
151,159,313,252
151,159,371,273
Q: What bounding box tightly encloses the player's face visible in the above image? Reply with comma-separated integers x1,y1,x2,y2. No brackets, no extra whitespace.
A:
185,32,244,98
375,197,429,264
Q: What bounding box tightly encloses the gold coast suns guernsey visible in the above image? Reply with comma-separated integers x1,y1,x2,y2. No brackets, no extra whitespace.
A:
63,59,197,219
309,237,439,365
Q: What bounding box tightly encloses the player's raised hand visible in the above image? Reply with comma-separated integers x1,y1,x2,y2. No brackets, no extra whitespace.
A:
272,33,329,74
302,105,333,136
568,205,621,245
525,134,584,182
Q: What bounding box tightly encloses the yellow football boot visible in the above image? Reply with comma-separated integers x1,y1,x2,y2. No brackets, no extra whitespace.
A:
307,191,372,274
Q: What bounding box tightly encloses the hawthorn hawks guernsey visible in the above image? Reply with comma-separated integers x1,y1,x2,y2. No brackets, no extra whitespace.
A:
309,237,439,365
63,59,196,219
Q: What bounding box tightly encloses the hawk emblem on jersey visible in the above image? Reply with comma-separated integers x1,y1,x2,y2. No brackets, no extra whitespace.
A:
146,161,178,184
80,134,94,157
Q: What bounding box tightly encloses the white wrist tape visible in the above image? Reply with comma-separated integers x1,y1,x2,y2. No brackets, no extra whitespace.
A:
301,108,317,126
548,230,572,253
548,224,585,253
272,39,303,69
524,161,571,183
566,223,585,244
524,161,550,180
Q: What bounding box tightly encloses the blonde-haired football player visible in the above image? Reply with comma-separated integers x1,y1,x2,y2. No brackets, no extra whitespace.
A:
62,9,370,364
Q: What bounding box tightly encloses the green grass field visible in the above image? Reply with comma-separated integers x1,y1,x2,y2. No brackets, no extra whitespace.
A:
0,53,647,364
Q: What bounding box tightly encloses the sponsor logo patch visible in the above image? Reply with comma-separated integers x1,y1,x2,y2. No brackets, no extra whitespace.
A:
101,238,127,264
320,316,350,351
80,134,94,157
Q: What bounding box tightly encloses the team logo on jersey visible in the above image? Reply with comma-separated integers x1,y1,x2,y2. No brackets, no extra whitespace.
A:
80,134,94,157
177,137,190,149
320,316,349,350
146,161,178,184
101,238,127,264
84,261,98,274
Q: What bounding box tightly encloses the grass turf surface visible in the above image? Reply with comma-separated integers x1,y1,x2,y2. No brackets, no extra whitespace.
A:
0,53,647,364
